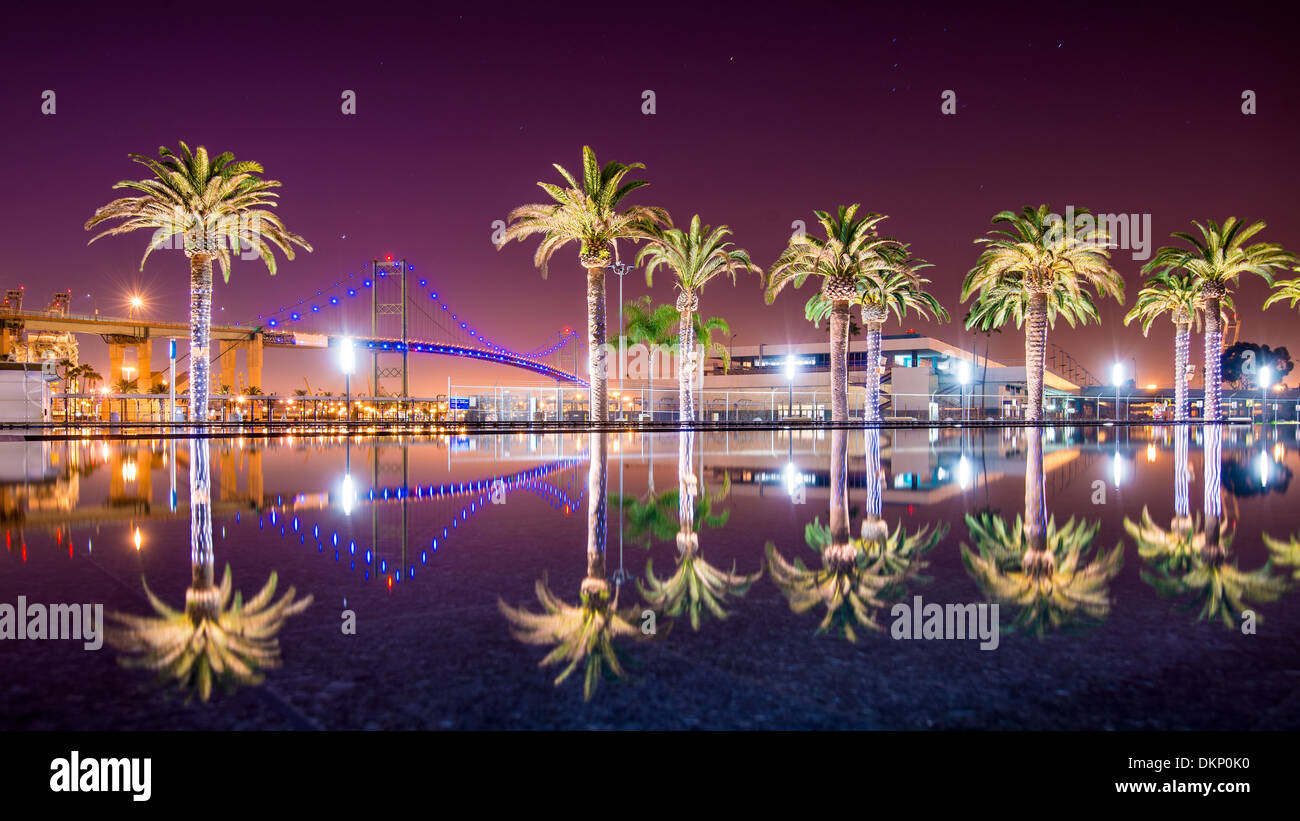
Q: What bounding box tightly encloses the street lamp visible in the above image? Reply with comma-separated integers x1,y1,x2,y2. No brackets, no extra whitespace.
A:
785,354,797,418
609,261,633,421
1259,365,1274,424
957,359,971,422
339,337,356,424
1111,362,1124,422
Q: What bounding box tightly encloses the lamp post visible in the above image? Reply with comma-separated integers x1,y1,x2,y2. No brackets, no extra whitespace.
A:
1259,365,1274,424
785,354,797,418
958,359,971,422
168,339,176,424
1111,362,1124,422
609,261,633,421
339,337,356,425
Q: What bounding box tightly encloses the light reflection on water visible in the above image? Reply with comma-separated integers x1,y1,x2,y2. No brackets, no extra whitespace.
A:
2,425,1299,729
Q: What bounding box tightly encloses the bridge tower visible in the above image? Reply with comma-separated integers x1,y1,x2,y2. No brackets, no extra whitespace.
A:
371,258,408,399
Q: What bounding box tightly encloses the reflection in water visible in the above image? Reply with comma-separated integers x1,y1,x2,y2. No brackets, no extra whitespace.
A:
638,431,760,631
499,433,643,701
106,438,313,702
768,429,943,642
962,427,1123,636
1134,425,1289,627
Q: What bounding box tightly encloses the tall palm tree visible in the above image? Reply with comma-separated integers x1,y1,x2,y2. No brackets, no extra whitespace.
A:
767,205,903,422
808,245,947,421
962,428,1123,635
499,433,644,700
107,438,312,701
637,215,759,422
638,431,759,630
86,143,309,423
499,146,669,422
1136,426,1290,626
962,206,1123,422
623,295,678,424
1124,273,1232,421
1145,219,1295,422
767,428,942,641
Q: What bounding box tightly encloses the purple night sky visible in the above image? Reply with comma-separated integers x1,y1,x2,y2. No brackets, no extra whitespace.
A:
2,1,1298,393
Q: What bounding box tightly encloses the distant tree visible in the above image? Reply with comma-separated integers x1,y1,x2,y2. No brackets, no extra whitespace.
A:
1221,342,1293,389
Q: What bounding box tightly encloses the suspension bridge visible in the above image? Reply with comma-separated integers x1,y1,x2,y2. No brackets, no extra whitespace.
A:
0,257,587,395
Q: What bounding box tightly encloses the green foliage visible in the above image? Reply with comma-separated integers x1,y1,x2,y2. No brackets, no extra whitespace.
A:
107,565,312,703
961,512,1123,636
85,141,311,282
499,145,669,276
962,205,1124,332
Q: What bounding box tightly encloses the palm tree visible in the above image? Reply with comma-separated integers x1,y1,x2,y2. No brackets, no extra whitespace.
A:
57,360,79,417
623,295,680,422
107,438,312,701
808,244,947,421
1145,219,1295,421
86,143,310,423
498,146,669,422
961,428,1124,635
80,364,102,391
767,428,942,641
767,206,903,422
638,431,758,630
962,206,1123,422
1124,273,1231,421
1137,427,1290,626
499,433,644,700
637,215,759,421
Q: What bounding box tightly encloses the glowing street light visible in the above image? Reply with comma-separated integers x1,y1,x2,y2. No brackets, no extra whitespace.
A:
1111,362,1125,422
339,337,356,423
785,354,797,417
1259,365,1274,424
957,359,971,422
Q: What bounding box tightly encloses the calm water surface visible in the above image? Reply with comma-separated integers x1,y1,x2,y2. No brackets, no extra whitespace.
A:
2,425,1299,730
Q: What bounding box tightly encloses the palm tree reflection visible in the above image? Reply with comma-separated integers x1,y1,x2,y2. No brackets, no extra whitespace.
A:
768,428,944,642
962,427,1123,636
499,432,643,700
1134,425,1289,627
107,438,312,702
638,430,760,631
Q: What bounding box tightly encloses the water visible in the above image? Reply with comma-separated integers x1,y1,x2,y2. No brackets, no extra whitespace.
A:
1,425,1298,730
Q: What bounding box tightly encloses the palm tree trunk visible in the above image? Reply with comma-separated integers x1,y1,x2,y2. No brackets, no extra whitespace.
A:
587,431,608,576
1024,292,1048,422
677,429,696,553
678,308,696,422
1203,294,1222,422
586,267,608,422
189,254,214,423
1173,425,1191,527
863,320,883,422
1202,423,1223,556
1019,428,1050,571
827,428,853,567
829,300,851,422
186,437,218,622
861,426,887,543
1174,321,1191,421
